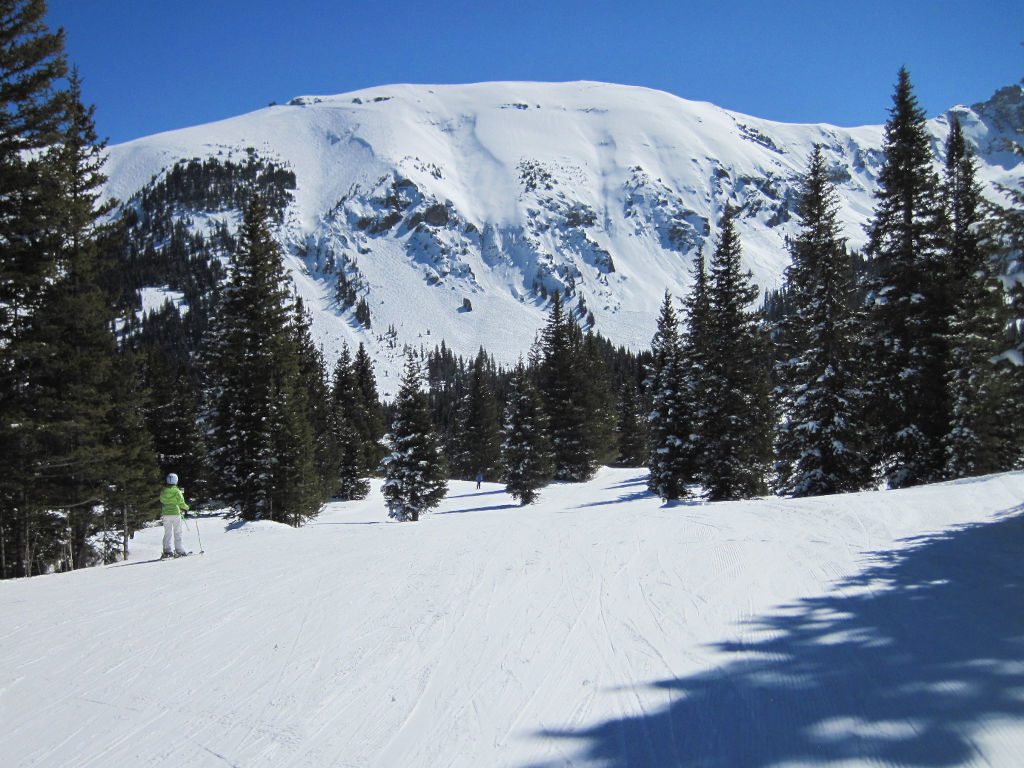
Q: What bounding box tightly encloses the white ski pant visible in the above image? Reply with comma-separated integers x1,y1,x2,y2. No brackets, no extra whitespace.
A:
162,514,185,554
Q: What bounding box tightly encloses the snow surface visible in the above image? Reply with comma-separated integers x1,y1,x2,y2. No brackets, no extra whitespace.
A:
3,468,1024,767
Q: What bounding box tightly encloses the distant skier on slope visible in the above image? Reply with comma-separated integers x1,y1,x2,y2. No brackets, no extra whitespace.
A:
160,474,190,558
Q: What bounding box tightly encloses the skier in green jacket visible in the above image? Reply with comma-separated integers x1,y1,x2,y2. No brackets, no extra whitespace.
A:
160,473,190,558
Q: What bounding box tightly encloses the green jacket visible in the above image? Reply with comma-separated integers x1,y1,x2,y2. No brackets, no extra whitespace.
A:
160,484,190,516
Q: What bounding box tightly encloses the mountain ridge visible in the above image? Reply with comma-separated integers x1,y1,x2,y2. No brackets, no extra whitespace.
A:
101,80,1024,391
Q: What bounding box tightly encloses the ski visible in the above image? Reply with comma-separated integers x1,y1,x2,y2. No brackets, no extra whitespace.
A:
159,551,193,560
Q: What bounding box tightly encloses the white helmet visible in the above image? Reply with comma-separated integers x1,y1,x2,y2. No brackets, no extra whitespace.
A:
166,473,178,485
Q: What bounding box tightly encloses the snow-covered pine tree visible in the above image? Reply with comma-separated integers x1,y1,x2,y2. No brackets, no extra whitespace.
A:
942,116,1013,477
701,207,773,500
646,291,694,501
986,97,1024,468
381,356,448,521
202,197,323,524
863,68,950,488
773,145,871,496
501,364,554,505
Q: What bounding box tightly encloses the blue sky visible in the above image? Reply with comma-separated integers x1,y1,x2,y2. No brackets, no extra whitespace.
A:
47,0,1024,145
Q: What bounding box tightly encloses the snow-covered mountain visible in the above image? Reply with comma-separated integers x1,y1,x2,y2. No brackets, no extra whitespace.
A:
4,468,1024,766
101,81,1024,387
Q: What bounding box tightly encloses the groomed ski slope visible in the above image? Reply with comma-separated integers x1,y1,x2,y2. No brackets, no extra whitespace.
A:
3,467,1023,767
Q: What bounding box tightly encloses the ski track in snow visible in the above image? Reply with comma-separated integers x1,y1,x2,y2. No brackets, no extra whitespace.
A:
2,468,1024,767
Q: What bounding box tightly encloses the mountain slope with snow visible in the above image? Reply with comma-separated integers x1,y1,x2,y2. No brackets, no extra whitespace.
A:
3,470,1023,767
101,81,1024,384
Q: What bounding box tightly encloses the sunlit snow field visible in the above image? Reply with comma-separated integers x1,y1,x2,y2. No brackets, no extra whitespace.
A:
3,467,1023,767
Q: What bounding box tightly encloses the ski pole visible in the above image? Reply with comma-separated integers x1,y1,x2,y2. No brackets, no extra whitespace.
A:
192,513,204,554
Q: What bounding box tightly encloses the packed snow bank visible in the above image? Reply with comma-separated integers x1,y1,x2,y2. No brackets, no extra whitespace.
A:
2,468,1023,767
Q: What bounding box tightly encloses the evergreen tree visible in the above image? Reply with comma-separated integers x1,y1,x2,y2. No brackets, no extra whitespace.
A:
292,296,335,500
202,197,322,523
863,68,950,487
986,97,1024,468
701,207,773,500
536,294,598,481
381,357,448,521
773,145,871,496
329,346,371,500
22,68,124,570
942,116,1011,476
353,342,386,472
680,252,713,483
451,350,502,481
615,379,647,467
501,364,554,505
103,345,160,562
0,0,70,577
582,330,619,465
270,296,324,525
646,291,694,500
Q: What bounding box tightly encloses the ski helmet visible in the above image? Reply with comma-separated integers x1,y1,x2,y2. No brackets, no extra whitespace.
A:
166,473,178,485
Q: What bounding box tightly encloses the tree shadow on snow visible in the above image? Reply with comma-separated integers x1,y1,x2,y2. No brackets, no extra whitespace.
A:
528,504,1024,767
449,489,508,499
606,475,650,490
437,502,521,515
573,489,658,509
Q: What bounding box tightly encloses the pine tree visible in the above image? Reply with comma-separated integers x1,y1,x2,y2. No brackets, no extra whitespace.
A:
0,0,70,577
23,68,124,569
864,68,950,487
646,291,694,501
202,197,322,523
381,357,448,521
270,296,324,526
615,378,647,467
942,116,1011,476
103,346,160,562
773,145,871,496
451,350,502,481
329,346,371,500
536,294,598,481
985,96,1024,468
292,296,335,503
501,364,554,505
681,252,713,483
581,330,619,465
701,207,773,500
353,342,386,472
